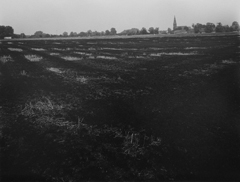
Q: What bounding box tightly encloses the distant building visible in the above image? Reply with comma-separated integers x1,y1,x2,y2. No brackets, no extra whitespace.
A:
173,16,177,30
159,30,167,34
173,16,189,34
174,29,187,34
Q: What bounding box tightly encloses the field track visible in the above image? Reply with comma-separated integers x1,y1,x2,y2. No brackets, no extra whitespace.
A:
0,34,240,181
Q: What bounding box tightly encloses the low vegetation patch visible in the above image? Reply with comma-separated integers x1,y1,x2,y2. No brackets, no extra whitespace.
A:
222,59,238,64
180,63,225,77
75,76,88,83
17,96,167,181
46,67,89,83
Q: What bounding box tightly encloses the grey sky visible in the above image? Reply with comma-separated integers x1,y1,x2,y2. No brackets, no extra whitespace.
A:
0,0,239,35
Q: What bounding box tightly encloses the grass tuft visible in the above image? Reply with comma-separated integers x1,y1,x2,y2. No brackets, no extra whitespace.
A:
20,70,28,76
21,97,64,117
0,55,13,64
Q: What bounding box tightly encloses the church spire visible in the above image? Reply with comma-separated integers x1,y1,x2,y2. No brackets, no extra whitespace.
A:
173,16,177,30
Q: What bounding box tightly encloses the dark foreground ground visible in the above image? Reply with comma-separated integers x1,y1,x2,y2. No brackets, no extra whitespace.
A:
0,35,240,181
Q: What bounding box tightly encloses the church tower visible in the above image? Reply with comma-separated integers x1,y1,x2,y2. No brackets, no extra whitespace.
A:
173,16,177,30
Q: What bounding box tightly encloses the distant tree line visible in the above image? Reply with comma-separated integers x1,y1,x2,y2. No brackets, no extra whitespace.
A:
1,21,239,39
119,27,159,36
192,21,239,33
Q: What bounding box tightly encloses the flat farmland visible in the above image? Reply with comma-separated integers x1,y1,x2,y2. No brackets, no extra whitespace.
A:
0,35,240,181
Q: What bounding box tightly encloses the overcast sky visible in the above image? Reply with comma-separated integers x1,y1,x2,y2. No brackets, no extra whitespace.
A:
0,0,239,35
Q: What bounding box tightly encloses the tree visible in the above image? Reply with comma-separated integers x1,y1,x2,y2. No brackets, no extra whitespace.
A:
79,32,87,37
92,31,101,36
215,22,224,32
223,25,231,32
119,28,139,35
231,21,239,31
154,27,159,34
87,30,92,36
20,33,26,38
34,31,44,38
0,25,14,38
140,27,148,34
193,23,204,33
148,27,154,34
205,23,215,33
105,30,110,35
183,26,189,31
110,28,117,35
69,32,74,37
13,34,21,38
63,32,68,37
4,26,14,36
44,34,50,38
167,28,172,34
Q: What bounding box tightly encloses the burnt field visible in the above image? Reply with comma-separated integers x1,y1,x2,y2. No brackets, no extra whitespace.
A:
0,35,240,181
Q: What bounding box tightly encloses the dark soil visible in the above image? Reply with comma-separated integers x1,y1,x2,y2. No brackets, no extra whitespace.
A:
0,34,240,181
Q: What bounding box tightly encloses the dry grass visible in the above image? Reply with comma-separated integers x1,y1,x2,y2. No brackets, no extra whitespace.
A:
52,48,65,51
49,52,60,56
150,52,198,57
47,67,63,74
97,55,117,60
185,47,206,49
32,48,46,51
74,52,91,56
61,56,82,61
8,48,23,52
24,55,43,62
